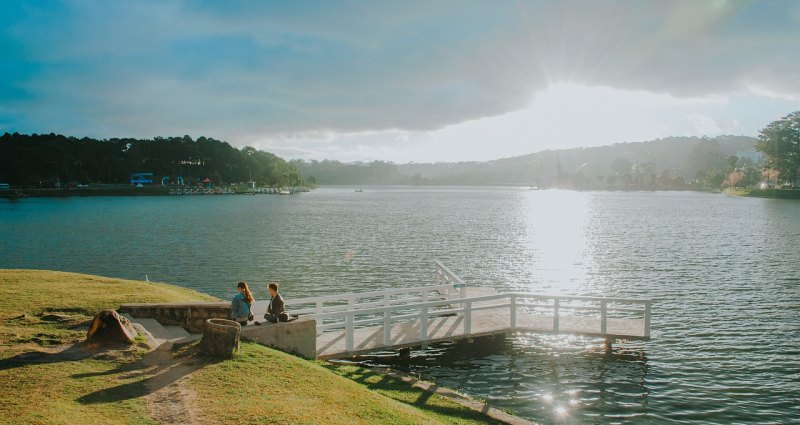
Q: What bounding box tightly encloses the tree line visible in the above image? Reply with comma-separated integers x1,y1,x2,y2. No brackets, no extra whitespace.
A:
292,136,758,188
756,111,800,187
0,133,304,188
292,111,800,190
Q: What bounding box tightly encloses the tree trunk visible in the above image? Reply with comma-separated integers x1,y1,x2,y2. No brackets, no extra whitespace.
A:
199,318,241,358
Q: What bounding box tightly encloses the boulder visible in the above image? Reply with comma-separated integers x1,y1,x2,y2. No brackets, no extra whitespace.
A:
86,309,138,344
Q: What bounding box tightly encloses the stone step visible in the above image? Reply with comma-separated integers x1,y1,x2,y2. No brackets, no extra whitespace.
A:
120,313,192,348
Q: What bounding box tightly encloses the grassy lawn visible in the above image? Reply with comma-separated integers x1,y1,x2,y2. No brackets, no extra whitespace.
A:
1,357,156,425
0,269,217,425
0,269,218,352
190,342,503,425
723,187,800,199
0,270,504,425
322,363,506,425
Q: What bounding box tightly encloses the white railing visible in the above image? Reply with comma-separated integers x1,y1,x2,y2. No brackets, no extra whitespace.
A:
290,284,460,314
434,260,467,298
253,261,469,324
312,292,651,353
252,261,651,354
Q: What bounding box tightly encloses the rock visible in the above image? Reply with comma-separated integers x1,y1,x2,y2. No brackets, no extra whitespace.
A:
86,310,138,344
131,323,159,350
199,318,240,358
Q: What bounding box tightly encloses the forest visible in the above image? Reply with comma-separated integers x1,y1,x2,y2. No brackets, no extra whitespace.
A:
0,133,303,188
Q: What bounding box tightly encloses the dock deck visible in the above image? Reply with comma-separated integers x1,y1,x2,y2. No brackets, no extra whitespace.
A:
316,306,648,359
253,262,651,359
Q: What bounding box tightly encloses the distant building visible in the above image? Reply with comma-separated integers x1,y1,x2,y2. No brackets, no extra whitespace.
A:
39,177,61,188
736,151,763,165
130,172,154,186
247,180,257,189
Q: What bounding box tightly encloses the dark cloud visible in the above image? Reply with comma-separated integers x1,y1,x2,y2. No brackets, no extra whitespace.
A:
1,0,798,140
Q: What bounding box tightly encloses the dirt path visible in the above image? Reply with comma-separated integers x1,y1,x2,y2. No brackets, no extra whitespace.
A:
141,342,205,424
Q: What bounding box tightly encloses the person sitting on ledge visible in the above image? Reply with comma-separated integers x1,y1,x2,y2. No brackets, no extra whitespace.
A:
231,281,255,327
264,282,286,323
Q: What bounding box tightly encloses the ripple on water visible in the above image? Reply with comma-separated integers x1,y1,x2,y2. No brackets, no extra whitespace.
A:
1,189,799,424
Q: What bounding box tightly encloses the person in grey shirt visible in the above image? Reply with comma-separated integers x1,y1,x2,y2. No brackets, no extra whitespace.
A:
264,282,286,323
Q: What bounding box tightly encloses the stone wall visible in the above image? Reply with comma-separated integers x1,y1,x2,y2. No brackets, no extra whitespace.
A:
240,316,317,359
119,302,231,333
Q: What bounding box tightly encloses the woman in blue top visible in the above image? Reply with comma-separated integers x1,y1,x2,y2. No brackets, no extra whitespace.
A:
231,281,254,326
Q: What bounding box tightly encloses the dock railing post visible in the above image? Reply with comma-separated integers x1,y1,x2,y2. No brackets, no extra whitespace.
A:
345,311,354,353
600,300,607,335
553,298,560,332
465,300,472,335
315,300,324,335
644,301,651,338
420,305,429,343
383,307,391,347
510,295,517,330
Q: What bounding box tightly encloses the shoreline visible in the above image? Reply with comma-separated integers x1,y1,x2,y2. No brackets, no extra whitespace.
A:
0,186,310,198
1,268,525,425
723,187,800,199
361,366,533,425
2,185,720,198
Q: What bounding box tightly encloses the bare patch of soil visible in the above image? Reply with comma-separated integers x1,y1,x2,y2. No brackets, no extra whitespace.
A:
142,342,205,424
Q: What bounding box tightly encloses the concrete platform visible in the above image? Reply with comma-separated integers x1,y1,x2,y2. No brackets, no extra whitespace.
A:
240,316,317,359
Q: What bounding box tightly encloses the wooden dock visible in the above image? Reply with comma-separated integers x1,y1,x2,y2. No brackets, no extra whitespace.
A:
316,309,648,359
253,261,652,359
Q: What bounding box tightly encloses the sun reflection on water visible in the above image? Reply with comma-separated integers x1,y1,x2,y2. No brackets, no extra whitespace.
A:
522,190,594,294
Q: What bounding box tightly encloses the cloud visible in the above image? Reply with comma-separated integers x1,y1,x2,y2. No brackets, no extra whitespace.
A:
686,113,723,135
1,0,799,153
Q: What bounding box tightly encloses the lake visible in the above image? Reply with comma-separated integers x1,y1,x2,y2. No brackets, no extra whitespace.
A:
1,187,798,424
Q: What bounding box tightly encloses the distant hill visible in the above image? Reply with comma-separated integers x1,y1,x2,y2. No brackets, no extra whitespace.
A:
293,135,759,186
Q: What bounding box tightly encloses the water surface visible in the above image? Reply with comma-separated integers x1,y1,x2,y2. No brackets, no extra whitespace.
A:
1,188,798,423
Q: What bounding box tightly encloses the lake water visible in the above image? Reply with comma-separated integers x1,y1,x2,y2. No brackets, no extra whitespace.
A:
1,187,798,424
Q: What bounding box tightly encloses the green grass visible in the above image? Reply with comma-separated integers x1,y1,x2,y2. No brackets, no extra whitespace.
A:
190,342,502,425
724,187,800,199
0,269,218,351
1,357,156,425
0,270,504,425
322,364,505,425
0,269,216,425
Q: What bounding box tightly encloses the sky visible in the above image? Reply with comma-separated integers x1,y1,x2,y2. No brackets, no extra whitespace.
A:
1,0,799,163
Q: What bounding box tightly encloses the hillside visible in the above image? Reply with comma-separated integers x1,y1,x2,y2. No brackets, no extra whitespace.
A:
293,135,758,186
